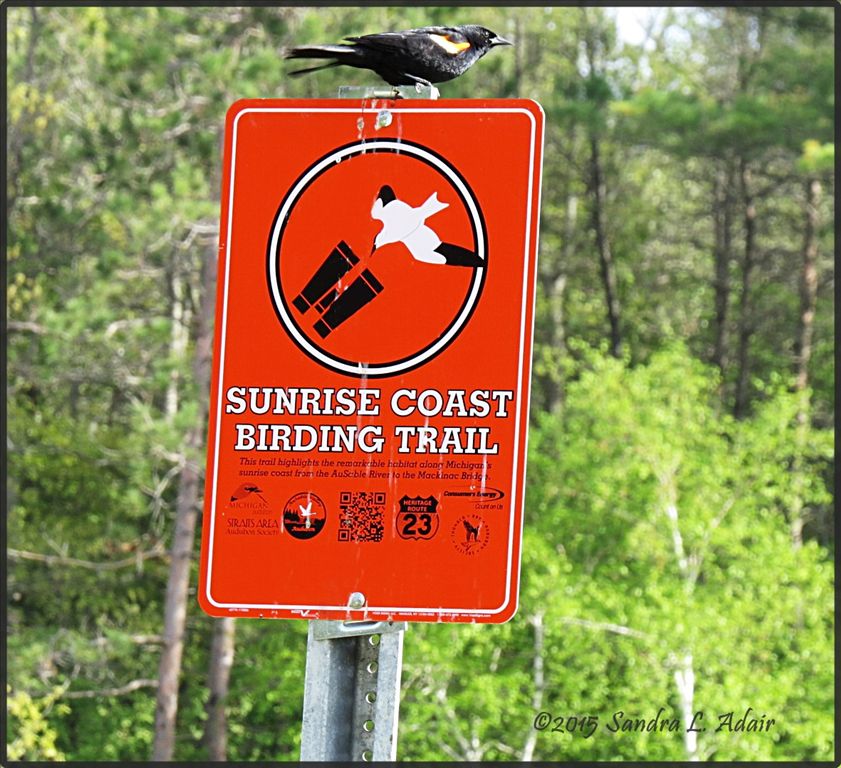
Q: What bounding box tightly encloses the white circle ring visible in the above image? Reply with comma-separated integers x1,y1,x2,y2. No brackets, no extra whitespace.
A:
267,139,486,378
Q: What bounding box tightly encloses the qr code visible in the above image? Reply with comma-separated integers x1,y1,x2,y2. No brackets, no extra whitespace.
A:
337,491,385,542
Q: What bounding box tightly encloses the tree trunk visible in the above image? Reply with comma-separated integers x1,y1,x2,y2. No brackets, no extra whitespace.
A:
165,264,192,422
794,178,820,396
554,188,577,402
548,271,567,410
152,233,218,761
711,161,735,377
589,136,622,358
539,189,575,415
674,653,699,761
660,470,701,760
512,16,523,96
733,159,757,419
204,617,237,761
521,611,545,761
789,178,821,550
7,6,40,217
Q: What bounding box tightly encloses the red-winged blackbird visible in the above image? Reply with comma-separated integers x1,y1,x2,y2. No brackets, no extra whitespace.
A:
285,25,512,88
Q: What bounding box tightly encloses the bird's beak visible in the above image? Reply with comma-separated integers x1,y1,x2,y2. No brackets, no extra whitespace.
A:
491,35,513,47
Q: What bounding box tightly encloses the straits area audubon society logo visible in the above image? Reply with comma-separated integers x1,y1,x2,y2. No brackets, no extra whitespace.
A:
225,483,280,536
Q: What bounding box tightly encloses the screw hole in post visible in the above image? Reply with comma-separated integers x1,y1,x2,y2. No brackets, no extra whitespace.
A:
369,634,381,646
366,660,378,674
365,691,377,704
361,750,373,762
363,719,375,732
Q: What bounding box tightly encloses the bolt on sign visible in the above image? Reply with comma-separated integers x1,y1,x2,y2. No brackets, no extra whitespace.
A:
198,99,544,623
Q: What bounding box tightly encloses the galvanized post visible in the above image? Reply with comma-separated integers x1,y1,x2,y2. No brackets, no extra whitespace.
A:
298,83,436,762
300,620,406,761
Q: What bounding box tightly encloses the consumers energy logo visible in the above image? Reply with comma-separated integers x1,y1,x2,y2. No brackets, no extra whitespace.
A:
443,487,505,501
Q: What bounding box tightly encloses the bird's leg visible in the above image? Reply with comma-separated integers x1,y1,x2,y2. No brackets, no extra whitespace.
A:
400,73,439,99
411,80,440,100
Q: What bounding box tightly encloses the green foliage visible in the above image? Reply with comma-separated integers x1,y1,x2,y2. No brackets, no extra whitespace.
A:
7,685,68,761
402,345,833,761
799,140,835,174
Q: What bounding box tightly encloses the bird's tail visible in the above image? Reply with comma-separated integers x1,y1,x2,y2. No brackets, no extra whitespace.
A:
287,61,341,77
284,44,360,76
434,242,484,267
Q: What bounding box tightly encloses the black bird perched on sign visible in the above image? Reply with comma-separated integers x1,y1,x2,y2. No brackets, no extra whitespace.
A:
285,25,512,89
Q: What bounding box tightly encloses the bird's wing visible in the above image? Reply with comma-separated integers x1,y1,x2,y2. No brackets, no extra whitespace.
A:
418,192,448,219
423,28,472,55
343,32,414,53
345,27,470,56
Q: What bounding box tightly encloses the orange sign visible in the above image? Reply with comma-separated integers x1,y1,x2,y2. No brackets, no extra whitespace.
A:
198,98,544,623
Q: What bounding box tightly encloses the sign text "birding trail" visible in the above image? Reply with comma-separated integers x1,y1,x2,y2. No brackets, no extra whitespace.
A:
225,385,514,455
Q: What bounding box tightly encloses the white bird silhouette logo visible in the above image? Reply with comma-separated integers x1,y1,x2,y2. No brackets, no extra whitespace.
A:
371,185,482,267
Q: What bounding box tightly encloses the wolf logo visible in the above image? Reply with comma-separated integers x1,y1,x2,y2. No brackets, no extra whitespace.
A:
463,519,481,542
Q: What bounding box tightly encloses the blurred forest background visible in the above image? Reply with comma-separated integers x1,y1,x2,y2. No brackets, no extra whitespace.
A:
6,5,834,762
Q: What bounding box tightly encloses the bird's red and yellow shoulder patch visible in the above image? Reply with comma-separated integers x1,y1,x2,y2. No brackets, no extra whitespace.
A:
429,34,471,55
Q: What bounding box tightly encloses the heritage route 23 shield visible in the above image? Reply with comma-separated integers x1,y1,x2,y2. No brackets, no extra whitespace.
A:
198,98,544,623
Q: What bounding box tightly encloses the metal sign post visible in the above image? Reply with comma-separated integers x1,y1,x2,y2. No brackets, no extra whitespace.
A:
298,87,425,765
301,619,407,761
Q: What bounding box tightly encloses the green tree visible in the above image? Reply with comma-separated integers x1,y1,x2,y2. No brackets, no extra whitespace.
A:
400,345,833,761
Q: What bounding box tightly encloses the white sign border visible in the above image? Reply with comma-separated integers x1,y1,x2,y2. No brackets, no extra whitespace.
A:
205,104,542,619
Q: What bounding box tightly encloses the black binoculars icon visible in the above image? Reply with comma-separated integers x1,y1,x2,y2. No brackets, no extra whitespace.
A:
292,241,383,338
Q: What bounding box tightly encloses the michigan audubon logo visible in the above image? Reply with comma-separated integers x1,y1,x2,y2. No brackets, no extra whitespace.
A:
451,513,489,555
227,482,270,510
